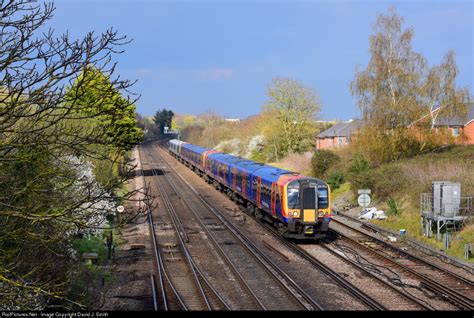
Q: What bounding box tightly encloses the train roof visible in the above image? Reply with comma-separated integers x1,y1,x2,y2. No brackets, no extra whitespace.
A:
181,143,212,154
169,139,187,145
178,141,327,186
209,152,296,180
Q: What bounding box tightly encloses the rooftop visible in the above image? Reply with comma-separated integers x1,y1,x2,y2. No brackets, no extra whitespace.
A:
316,119,362,138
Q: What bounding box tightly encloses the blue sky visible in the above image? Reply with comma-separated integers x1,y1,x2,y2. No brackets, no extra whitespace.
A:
51,0,473,120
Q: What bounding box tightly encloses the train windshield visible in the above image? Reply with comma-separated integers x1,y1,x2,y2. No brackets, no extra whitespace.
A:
287,182,300,209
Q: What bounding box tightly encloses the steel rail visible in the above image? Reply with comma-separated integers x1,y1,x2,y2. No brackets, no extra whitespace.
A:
318,243,433,310
332,215,474,285
150,167,212,310
152,167,233,310
159,168,269,310
150,274,158,311
256,221,387,311
139,146,187,311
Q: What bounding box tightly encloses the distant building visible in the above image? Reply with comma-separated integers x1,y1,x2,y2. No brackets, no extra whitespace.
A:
315,119,362,150
225,118,240,122
408,103,474,145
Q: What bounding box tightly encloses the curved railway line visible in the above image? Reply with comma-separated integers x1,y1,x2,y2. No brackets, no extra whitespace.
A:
257,220,434,310
140,143,322,310
328,217,474,310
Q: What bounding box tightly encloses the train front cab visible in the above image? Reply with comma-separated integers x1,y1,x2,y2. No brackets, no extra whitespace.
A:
284,178,331,240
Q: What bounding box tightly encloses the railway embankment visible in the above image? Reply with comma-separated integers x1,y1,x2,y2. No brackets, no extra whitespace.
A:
98,147,154,310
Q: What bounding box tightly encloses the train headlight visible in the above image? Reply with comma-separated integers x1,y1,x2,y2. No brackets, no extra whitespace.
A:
293,211,298,216
318,211,325,218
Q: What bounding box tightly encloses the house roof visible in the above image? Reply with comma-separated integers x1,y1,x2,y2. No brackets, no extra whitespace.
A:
408,103,474,127
433,103,474,126
316,119,362,138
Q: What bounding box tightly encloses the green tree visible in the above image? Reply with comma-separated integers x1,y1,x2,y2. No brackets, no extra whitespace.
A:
66,67,144,152
153,108,175,136
262,77,321,161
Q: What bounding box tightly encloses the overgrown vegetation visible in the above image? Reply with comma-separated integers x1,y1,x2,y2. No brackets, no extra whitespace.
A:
311,149,340,178
0,1,145,310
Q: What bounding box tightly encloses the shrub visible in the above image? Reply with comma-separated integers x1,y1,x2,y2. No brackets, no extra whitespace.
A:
326,171,345,191
311,150,340,178
347,154,374,193
386,197,402,216
350,126,423,166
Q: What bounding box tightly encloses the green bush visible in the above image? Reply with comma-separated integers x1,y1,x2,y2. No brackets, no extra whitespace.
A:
311,150,340,178
326,171,345,191
72,236,108,265
347,154,374,193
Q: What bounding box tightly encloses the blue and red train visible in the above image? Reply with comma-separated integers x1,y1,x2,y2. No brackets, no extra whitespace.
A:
168,139,331,240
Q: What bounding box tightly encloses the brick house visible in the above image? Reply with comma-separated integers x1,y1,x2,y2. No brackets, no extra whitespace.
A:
316,119,362,150
408,103,474,145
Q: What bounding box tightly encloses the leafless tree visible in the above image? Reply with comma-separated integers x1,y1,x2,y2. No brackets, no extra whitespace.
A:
0,1,147,309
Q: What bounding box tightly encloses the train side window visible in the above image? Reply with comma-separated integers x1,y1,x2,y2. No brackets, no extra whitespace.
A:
263,185,268,199
318,187,329,209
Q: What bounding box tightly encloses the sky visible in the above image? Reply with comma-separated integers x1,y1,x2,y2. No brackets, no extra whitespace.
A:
50,0,473,120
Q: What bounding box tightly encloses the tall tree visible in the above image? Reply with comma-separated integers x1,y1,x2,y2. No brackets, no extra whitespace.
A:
351,8,471,130
262,77,320,160
350,8,426,129
153,108,174,136
423,51,471,129
66,67,144,152
0,1,146,309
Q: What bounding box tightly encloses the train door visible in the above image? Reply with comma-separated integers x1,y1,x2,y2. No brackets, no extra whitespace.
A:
232,167,237,190
299,180,317,224
256,177,262,209
271,182,277,217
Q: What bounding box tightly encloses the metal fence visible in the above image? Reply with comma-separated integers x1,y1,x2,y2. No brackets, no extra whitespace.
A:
421,193,473,219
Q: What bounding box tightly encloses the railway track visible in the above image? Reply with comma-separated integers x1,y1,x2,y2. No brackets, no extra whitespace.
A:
333,212,474,277
145,143,323,310
254,217,433,310
328,217,474,310
139,146,230,310
152,141,395,310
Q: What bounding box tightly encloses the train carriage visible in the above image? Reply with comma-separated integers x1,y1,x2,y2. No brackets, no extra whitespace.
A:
168,139,187,157
168,139,331,240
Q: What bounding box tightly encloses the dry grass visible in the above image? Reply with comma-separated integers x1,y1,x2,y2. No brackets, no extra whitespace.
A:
370,145,474,262
269,151,313,175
